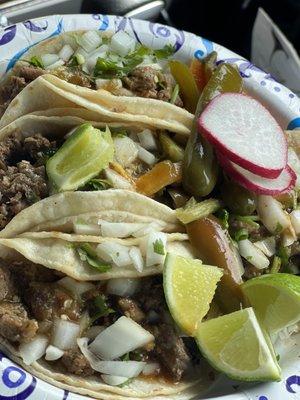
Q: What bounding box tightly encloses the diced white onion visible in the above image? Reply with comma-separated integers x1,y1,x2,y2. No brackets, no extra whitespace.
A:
57,276,94,297
107,278,140,296
40,53,59,67
101,374,129,386
290,209,300,235
78,30,102,52
58,44,74,61
47,59,65,70
238,239,269,270
86,48,108,72
132,221,164,237
113,137,138,167
96,242,131,267
137,129,157,151
78,337,145,378
89,316,154,360
86,326,105,340
253,237,276,257
74,47,88,59
104,168,134,190
73,221,101,236
136,144,157,165
19,335,48,365
96,78,110,89
45,345,64,361
142,362,160,376
99,221,146,238
281,226,297,247
257,195,291,234
129,247,144,273
110,31,136,57
52,319,80,350
146,231,167,267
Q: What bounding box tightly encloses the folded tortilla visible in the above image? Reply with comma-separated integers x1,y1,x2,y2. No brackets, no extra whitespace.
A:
0,74,193,134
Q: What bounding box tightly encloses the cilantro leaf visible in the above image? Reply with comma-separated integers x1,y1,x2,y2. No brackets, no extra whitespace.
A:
90,295,115,323
154,44,175,59
121,353,130,361
153,239,165,255
29,56,44,69
276,245,290,267
83,178,111,191
216,209,229,230
76,243,111,272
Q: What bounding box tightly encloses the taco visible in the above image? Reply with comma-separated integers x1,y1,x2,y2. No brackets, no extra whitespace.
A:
0,30,193,132
0,190,213,399
0,111,187,231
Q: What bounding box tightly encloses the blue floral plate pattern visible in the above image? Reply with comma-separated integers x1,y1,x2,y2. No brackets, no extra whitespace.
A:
0,13,299,400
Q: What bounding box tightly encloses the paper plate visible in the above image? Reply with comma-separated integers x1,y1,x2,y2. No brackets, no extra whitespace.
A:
0,13,299,400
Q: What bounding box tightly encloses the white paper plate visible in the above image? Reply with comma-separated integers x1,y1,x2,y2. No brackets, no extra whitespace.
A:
0,13,299,400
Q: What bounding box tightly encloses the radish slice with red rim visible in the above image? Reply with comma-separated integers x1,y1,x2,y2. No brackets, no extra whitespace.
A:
218,152,296,195
198,93,287,178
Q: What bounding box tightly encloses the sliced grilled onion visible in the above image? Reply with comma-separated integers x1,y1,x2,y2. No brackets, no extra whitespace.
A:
96,242,132,267
101,374,129,386
146,231,167,267
45,345,64,361
78,337,146,377
107,278,140,296
58,276,94,297
129,247,144,272
238,239,269,270
99,221,146,238
89,316,154,360
52,319,80,350
19,335,48,365
257,195,291,234
253,237,276,257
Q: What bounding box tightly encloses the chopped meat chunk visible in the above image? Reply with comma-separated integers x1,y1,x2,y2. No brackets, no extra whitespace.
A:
52,67,93,88
16,65,45,82
24,134,56,162
0,302,38,343
10,261,60,289
118,298,145,323
0,161,48,229
61,347,94,376
122,66,183,107
0,265,16,301
149,322,191,382
25,282,81,322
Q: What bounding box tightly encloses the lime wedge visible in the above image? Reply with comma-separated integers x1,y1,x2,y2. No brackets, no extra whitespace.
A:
196,307,281,381
163,253,223,335
242,273,300,334
46,123,114,191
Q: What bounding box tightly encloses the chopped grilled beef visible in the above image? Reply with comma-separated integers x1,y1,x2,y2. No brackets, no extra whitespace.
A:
10,261,60,290
122,66,183,107
117,298,145,323
61,347,95,376
0,65,45,117
23,134,56,163
0,265,16,301
25,282,81,323
52,67,93,88
148,322,191,382
0,302,38,343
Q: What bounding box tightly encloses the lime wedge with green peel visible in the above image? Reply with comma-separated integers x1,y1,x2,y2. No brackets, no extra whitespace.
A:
196,307,281,382
46,123,114,191
163,253,223,335
242,273,300,334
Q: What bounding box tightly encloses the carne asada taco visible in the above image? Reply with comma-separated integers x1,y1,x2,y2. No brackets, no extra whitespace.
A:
0,30,194,132
0,112,187,231
0,189,214,399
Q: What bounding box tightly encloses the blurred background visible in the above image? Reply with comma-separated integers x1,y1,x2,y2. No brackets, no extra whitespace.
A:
1,0,299,92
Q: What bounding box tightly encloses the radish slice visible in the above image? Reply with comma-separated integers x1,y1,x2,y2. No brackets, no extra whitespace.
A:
218,153,296,195
198,93,287,178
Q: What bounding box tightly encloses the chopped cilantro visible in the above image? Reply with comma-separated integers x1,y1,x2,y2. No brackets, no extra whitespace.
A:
77,243,111,272
29,56,44,69
235,215,260,229
90,295,114,323
276,354,280,361
83,178,111,191
274,222,283,235
216,209,229,230
276,245,290,267
120,353,130,361
153,238,165,255
153,44,175,59
68,54,85,67
170,84,179,104
234,228,249,242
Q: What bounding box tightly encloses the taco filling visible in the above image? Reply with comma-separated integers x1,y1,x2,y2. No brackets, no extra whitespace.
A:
0,260,201,384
